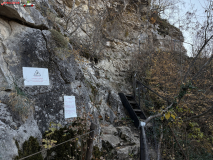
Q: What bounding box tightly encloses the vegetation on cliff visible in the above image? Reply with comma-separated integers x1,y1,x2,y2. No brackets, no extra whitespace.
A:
2,0,213,159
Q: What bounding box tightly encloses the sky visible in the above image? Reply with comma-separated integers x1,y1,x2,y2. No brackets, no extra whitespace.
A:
162,0,212,56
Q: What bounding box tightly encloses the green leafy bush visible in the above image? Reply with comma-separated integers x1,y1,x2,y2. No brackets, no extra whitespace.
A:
14,137,43,160
42,118,90,160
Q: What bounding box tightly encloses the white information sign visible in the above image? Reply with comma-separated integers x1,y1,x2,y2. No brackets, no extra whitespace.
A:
64,96,77,118
23,67,50,86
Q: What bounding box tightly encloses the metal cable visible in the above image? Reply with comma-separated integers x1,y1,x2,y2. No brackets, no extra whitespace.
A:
18,128,97,160
136,80,170,103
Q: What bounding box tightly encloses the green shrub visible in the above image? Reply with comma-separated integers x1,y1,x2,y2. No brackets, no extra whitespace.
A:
14,137,43,160
42,119,89,160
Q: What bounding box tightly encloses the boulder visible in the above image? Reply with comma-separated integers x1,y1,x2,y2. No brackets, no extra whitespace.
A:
101,125,118,135
116,146,129,159
117,126,138,144
102,134,120,148
116,144,140,159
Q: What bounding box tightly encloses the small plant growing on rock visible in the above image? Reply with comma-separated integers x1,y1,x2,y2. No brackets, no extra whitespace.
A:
50,29,73,60
50,29,68,48
55,47,72,60
42,122,60,149
125,30,129,37
129,153,134,158
9,91,31,119
6,81,34,122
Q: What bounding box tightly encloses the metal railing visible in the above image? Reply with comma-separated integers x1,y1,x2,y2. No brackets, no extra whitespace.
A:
132,76,167,160
118,92,148,160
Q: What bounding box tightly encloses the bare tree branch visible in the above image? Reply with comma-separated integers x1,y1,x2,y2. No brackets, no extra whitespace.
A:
68,17,85,36
204,11,210,43
145,102,173,125
157,124,163,160
191,52,213,81
183,35,213,83
183,106,213,122
169,125,187,160
64,4,83,31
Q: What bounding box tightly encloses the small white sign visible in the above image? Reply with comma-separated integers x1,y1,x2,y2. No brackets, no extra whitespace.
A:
64,96,77,118
23,67,50,86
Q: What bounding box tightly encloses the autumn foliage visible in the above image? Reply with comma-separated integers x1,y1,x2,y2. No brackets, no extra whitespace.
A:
133,47,213,159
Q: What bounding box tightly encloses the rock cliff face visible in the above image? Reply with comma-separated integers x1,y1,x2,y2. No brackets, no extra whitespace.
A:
0,0,185,159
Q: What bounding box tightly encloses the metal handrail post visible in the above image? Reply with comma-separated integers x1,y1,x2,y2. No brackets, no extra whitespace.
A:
133,73,136,99
140,126,145,160
140,122,148,160
138,84,140,107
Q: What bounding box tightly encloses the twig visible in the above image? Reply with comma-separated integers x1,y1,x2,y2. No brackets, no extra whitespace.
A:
183,35,213,83
136,80,170,103
157,124,163,160
145,103,173,126
169,125,187,160
183,106,213,122
192,52,213,81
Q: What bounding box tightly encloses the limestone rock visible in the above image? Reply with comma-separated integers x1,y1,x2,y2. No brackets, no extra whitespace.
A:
116,146,130,159
101,125,118,135
0,1,49,29
0,103,42,160
0,103,14,127
108,90,127,120
0,120,18,160
0,12,91,158
102,134,120,148
117,126,139,144
116,145,140,159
